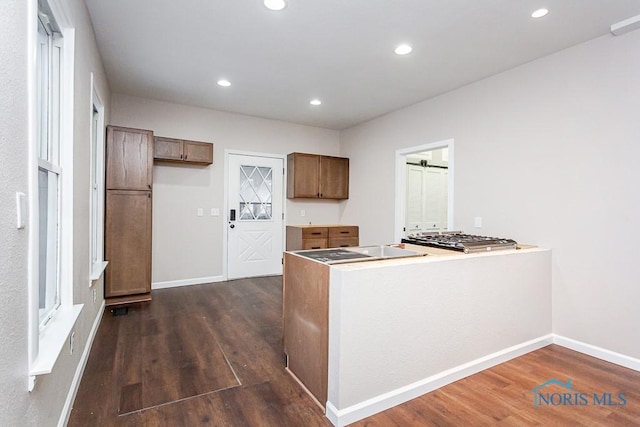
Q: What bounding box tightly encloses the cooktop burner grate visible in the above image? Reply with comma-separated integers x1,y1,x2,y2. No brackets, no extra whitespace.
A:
402,231,517,254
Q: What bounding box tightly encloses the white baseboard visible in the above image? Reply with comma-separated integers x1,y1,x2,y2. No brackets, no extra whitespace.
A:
58,300,105,427
326,334,554,427
152,275,224,290
553,335,640,372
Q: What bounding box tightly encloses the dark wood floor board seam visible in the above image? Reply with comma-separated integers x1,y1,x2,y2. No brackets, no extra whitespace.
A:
117,383,243,417
217,340,243,387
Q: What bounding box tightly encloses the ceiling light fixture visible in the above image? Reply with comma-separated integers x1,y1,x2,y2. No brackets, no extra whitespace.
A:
394,44,413,55
264,0,286,11
531,8,549,18
217,79,231,87
309,99,322,106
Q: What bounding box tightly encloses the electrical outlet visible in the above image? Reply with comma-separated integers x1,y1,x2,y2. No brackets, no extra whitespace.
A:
300,209,306,217
93,288,97,303
69,332,75,355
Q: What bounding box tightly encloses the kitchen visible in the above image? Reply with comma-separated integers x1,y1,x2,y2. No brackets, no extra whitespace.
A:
284,232,550,425
2,1,640,426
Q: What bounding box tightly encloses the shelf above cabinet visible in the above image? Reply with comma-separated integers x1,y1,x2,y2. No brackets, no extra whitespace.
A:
154,136,213,165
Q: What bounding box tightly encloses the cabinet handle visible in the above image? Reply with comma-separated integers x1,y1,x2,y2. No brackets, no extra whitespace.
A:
311,246,321,249
148,193,151,198
148,184,151,189
319,193,323,198
180,154,183,159
311,232,321,235
340,231,349,234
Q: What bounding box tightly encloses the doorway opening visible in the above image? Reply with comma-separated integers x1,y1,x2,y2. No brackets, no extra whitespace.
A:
394,139,454,242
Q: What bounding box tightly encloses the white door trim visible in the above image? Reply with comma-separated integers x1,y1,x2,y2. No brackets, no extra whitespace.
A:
394,139,454,242
223,149,287,280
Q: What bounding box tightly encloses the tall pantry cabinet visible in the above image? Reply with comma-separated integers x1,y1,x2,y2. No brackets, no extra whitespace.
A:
104,126,154,306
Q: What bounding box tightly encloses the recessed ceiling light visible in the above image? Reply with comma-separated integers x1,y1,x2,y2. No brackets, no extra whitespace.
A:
264,0,286,11
531,8,549,18
394,44,413,55
309,99,322,106
217,79,231,87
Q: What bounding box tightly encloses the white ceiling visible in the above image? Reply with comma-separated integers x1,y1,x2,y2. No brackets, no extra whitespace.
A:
85,0,640,130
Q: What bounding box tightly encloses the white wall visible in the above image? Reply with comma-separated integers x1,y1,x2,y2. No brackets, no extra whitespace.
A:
340,31,640,359
110,94,341,283
327,248,551,424
0,0,110,425
0,0,31,422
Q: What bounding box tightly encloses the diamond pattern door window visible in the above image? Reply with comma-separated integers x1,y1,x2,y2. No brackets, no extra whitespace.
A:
239,165,273,220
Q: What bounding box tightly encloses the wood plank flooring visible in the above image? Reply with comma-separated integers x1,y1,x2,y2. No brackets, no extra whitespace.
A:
69,277,640,426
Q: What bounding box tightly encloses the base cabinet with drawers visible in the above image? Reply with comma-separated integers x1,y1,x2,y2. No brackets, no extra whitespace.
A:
286,225,359,250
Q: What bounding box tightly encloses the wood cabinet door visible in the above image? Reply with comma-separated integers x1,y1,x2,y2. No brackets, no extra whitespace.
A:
183,140,213,164
154,136,183,161
319,156,349,199
327,237,359,248
287,153,320,198
106,126,153,190
301,238,328,250
283,253,329,405
328,225,358,238
105,190,152,297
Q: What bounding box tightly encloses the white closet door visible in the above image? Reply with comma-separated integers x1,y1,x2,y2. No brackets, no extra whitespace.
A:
405,165,425,233
424,168,448,231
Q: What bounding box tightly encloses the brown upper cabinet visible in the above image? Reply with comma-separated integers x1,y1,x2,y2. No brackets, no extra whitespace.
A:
106,126,154,191
287,152,349,199
154,136,213,165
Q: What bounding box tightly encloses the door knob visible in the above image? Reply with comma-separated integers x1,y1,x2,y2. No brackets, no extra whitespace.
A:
229,223,235,229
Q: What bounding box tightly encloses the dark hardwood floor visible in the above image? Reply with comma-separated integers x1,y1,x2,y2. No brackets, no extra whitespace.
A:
69,277,640,426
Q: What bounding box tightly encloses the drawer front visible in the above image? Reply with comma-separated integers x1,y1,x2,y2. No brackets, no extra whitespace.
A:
328,237,359,248
302,227,329,239
328,226,358,238
302,238,328,250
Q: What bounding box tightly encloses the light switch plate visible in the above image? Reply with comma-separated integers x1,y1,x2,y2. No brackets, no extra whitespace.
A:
197,208,204,217
16,192,26,229
211,208,220,216
474,217,482,228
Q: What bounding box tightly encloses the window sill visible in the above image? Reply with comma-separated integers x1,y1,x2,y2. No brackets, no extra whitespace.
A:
90,260,108,282
29,304,83,380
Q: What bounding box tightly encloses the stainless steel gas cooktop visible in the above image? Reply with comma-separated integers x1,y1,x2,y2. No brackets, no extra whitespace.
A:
402,231,517,254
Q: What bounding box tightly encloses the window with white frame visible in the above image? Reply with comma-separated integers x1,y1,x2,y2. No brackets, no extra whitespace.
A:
37,12,63,328
30,0,82,384
90,83,106,281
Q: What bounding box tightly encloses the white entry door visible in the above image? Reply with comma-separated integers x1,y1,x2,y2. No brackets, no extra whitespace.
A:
227,153,284,279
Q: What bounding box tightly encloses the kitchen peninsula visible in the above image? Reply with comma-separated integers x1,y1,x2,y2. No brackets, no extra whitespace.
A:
283,244,551,426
